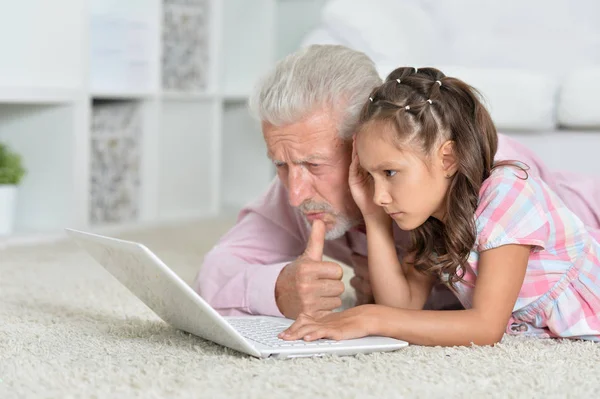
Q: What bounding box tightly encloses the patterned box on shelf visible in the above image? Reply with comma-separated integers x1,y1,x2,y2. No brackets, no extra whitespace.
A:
90,101,141,224
162,0,210,91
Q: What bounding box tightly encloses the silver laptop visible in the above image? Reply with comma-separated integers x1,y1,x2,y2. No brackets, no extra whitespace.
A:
65,228,408,359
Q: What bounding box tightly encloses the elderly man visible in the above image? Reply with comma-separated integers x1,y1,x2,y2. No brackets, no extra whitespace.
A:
194,45,600,320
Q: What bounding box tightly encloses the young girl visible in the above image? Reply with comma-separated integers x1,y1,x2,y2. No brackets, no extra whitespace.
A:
279,67,600,346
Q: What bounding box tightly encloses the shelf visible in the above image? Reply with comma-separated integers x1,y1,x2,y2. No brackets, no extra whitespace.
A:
220,0,276,96
0,87,82,104
0,104,79,233
158,99,219,219
91,91,157,100
0,0,85,90
221,101,274,209
0,0,326,244
222,91,251,102
161,91,217,101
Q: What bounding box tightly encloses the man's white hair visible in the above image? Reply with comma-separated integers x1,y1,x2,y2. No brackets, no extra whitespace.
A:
248,45,382,140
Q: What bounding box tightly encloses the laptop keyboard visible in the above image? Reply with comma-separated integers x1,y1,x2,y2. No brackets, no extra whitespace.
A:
228,318,342,347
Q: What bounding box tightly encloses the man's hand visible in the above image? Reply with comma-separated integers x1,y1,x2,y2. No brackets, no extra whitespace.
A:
275,220,345,319
349,253,374,306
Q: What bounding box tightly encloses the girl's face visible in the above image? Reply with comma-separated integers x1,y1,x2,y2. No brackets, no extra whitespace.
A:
356,123,455,230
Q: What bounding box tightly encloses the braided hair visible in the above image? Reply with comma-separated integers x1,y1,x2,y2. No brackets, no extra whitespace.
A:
358,67,523,285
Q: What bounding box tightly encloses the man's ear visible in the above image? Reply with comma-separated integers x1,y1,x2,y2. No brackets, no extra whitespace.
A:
439,140,458,178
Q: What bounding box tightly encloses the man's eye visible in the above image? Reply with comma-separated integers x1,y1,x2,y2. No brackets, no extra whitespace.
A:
308,163,320,168
384,170,397,177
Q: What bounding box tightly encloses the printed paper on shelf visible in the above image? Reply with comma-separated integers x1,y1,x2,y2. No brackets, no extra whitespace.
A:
89,0,156,95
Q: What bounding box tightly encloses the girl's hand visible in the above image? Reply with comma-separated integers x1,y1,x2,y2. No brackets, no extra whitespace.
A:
348,138,388,222
278,305,378,342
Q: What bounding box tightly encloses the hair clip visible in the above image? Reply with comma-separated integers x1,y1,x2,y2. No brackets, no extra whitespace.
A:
427,99,433,104
369,97,373,102
405,105,411,110
396,79,401,84
436,80,442,86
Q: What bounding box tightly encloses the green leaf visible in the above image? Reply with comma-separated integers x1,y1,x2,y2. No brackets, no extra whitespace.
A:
0,142,26,185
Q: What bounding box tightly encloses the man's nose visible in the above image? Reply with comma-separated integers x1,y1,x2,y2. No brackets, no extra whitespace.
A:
287,166,314,207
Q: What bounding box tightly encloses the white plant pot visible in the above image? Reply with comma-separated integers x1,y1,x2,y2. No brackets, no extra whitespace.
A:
0,185,17,235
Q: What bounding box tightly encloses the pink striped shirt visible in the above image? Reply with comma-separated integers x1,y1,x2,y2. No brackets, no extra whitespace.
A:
450,166,600,339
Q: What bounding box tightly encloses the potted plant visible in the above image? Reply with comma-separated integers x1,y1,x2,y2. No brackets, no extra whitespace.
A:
0,142,26,235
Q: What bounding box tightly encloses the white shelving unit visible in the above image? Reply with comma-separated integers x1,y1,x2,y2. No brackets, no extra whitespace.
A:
0,0,325,243
219,0,326,210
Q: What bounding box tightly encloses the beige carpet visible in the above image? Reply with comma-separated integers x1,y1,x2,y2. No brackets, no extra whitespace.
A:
1,217,599,399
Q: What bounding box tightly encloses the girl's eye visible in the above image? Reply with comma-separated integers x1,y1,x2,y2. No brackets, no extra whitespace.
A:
384,170,397,177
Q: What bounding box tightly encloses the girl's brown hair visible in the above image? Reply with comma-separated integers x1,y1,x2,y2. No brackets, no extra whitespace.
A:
357,67,523,284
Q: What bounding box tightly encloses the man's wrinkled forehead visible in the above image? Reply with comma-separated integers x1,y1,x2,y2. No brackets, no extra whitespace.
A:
262,118,346,163
266,150,330,165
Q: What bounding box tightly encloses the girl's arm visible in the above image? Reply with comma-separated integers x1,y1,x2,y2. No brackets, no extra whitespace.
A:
365,217,436,310
371,244,531,346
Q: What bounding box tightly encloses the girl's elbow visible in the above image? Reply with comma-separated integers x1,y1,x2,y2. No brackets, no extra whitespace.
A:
489,328,506,345
468,311,507,346
473,327,505,346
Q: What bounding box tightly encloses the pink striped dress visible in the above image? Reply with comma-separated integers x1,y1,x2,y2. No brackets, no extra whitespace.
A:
449,166,600,340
